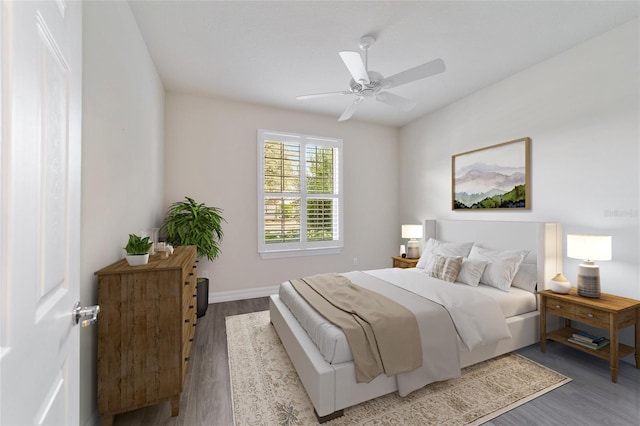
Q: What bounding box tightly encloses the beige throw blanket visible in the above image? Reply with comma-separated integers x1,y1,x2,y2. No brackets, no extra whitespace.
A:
290,273,422,383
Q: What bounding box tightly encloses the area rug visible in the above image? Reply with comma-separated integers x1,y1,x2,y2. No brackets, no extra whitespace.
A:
227,310,571,425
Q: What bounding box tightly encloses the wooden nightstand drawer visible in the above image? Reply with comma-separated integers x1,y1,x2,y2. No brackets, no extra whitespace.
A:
544,298,574,317
572,305,609,328
392,256,419,269
573,304,609,328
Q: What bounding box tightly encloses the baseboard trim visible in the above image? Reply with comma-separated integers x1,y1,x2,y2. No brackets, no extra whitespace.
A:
208,285,279,304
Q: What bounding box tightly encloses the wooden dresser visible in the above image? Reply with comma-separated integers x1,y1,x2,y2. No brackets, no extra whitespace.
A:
95,246,198,426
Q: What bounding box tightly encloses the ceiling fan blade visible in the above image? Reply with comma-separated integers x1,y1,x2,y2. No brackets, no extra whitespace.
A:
296,91,352,100
381,58,445,89
376,92,416,111
338,97,363,122
339,51,369,84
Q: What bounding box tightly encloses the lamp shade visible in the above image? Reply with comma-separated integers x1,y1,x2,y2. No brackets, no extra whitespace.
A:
567,234,612,261
401,225,423,239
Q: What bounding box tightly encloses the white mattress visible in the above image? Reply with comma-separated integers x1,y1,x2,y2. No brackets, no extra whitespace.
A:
278,268,536,365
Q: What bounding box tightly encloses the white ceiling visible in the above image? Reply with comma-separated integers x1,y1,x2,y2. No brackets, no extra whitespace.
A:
129,1,639,127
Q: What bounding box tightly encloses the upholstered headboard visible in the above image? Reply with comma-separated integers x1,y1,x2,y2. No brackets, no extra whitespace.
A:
424,220,562,291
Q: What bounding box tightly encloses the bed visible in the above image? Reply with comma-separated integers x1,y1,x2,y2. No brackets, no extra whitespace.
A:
269,219,562,422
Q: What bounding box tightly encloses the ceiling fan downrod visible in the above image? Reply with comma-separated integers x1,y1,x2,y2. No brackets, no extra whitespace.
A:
358,35,375,72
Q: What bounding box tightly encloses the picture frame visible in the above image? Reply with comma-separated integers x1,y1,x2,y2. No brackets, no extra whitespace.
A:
452,137,531,210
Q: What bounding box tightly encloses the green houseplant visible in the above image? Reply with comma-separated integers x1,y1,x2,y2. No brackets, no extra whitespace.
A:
160,197,226,317
124,233,153,266
160,197,225,260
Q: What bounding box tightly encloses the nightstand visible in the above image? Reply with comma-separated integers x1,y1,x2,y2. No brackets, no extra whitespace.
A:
538,288,640,382
392,256,419,269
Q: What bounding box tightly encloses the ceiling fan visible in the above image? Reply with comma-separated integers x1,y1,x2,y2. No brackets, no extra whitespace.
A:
297,35,445,122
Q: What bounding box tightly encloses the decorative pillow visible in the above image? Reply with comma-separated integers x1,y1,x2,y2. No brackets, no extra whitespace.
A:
416,238,474,269
456,258,489,287
468,246,529,292
426,255,463,283
511,263,537,293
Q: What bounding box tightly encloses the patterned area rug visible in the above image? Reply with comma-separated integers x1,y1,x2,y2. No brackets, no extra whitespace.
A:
227,310,571,425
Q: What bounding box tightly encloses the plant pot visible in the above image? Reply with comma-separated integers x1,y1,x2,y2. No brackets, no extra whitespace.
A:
197,277,209,317
126,253,149,266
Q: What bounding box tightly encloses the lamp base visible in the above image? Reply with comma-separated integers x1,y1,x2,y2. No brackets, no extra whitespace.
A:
577,263,600,298
406,240,420,259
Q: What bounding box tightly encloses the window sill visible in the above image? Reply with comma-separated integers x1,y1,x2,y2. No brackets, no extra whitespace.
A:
259,247,342,260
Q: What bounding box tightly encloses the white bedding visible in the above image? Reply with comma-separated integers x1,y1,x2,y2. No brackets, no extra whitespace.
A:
404,267,537,318
280,267,530,366
365,268,511,350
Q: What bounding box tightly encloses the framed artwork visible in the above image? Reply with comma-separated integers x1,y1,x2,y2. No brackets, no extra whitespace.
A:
452,137,530,210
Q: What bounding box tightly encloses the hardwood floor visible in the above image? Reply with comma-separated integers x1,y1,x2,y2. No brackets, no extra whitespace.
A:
113,297,640,426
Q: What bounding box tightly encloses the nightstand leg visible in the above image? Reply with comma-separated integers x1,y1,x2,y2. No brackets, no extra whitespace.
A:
635,307,640,369
610,313,619,383
540,302,546,352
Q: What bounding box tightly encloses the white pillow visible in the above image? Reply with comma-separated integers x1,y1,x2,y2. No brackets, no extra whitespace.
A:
511,263,537,293
456,258,489,287
468,246,529,292
416,238,474,269
416,238,439,268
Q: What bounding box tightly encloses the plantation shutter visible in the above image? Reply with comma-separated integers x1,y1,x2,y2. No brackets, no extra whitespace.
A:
258,130,343,257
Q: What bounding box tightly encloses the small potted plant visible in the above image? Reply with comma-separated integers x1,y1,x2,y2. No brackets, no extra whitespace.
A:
124,233,154,266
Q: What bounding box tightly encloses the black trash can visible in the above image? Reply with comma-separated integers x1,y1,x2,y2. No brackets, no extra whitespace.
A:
197,277,209,317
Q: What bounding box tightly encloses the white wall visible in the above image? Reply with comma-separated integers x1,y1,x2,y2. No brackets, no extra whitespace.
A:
400,20,639,346
164,94,399,298
80,2,165,424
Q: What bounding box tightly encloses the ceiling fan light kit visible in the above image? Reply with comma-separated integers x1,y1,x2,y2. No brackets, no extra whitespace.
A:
297,34,445,121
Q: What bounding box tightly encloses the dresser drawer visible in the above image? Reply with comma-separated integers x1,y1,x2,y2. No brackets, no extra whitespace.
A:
545,298,575,317
573,304,609,328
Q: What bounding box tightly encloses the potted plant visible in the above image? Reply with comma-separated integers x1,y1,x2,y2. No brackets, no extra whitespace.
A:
124,233,154,266
160,197,226,317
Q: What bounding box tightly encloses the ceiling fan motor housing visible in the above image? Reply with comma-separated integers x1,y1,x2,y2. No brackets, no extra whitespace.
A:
349,71,383,97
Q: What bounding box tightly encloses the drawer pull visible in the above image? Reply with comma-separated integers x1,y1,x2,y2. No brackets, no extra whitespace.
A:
185,357,189,362
587,313,594,318
189,338,194,342
189,305,194,309
184,281,189,286
185,319,190,323
193,323,197,327
189,272,194,276
555,305,561,309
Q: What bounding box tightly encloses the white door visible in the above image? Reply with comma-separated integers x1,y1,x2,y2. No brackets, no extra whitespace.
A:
1,1,83,425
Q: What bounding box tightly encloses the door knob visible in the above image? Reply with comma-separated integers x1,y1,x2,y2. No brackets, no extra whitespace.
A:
73,302,100,327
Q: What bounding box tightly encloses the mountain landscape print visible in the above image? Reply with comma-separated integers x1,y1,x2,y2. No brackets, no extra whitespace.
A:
452,138,530,210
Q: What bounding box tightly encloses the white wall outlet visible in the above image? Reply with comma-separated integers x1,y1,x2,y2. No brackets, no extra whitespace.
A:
353,257,358,266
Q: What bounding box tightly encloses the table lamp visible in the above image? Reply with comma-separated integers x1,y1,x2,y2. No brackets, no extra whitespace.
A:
567,234,612,298
402,224,423,259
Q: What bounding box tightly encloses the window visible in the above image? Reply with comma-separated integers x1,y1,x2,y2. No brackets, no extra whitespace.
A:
258,129,343,258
